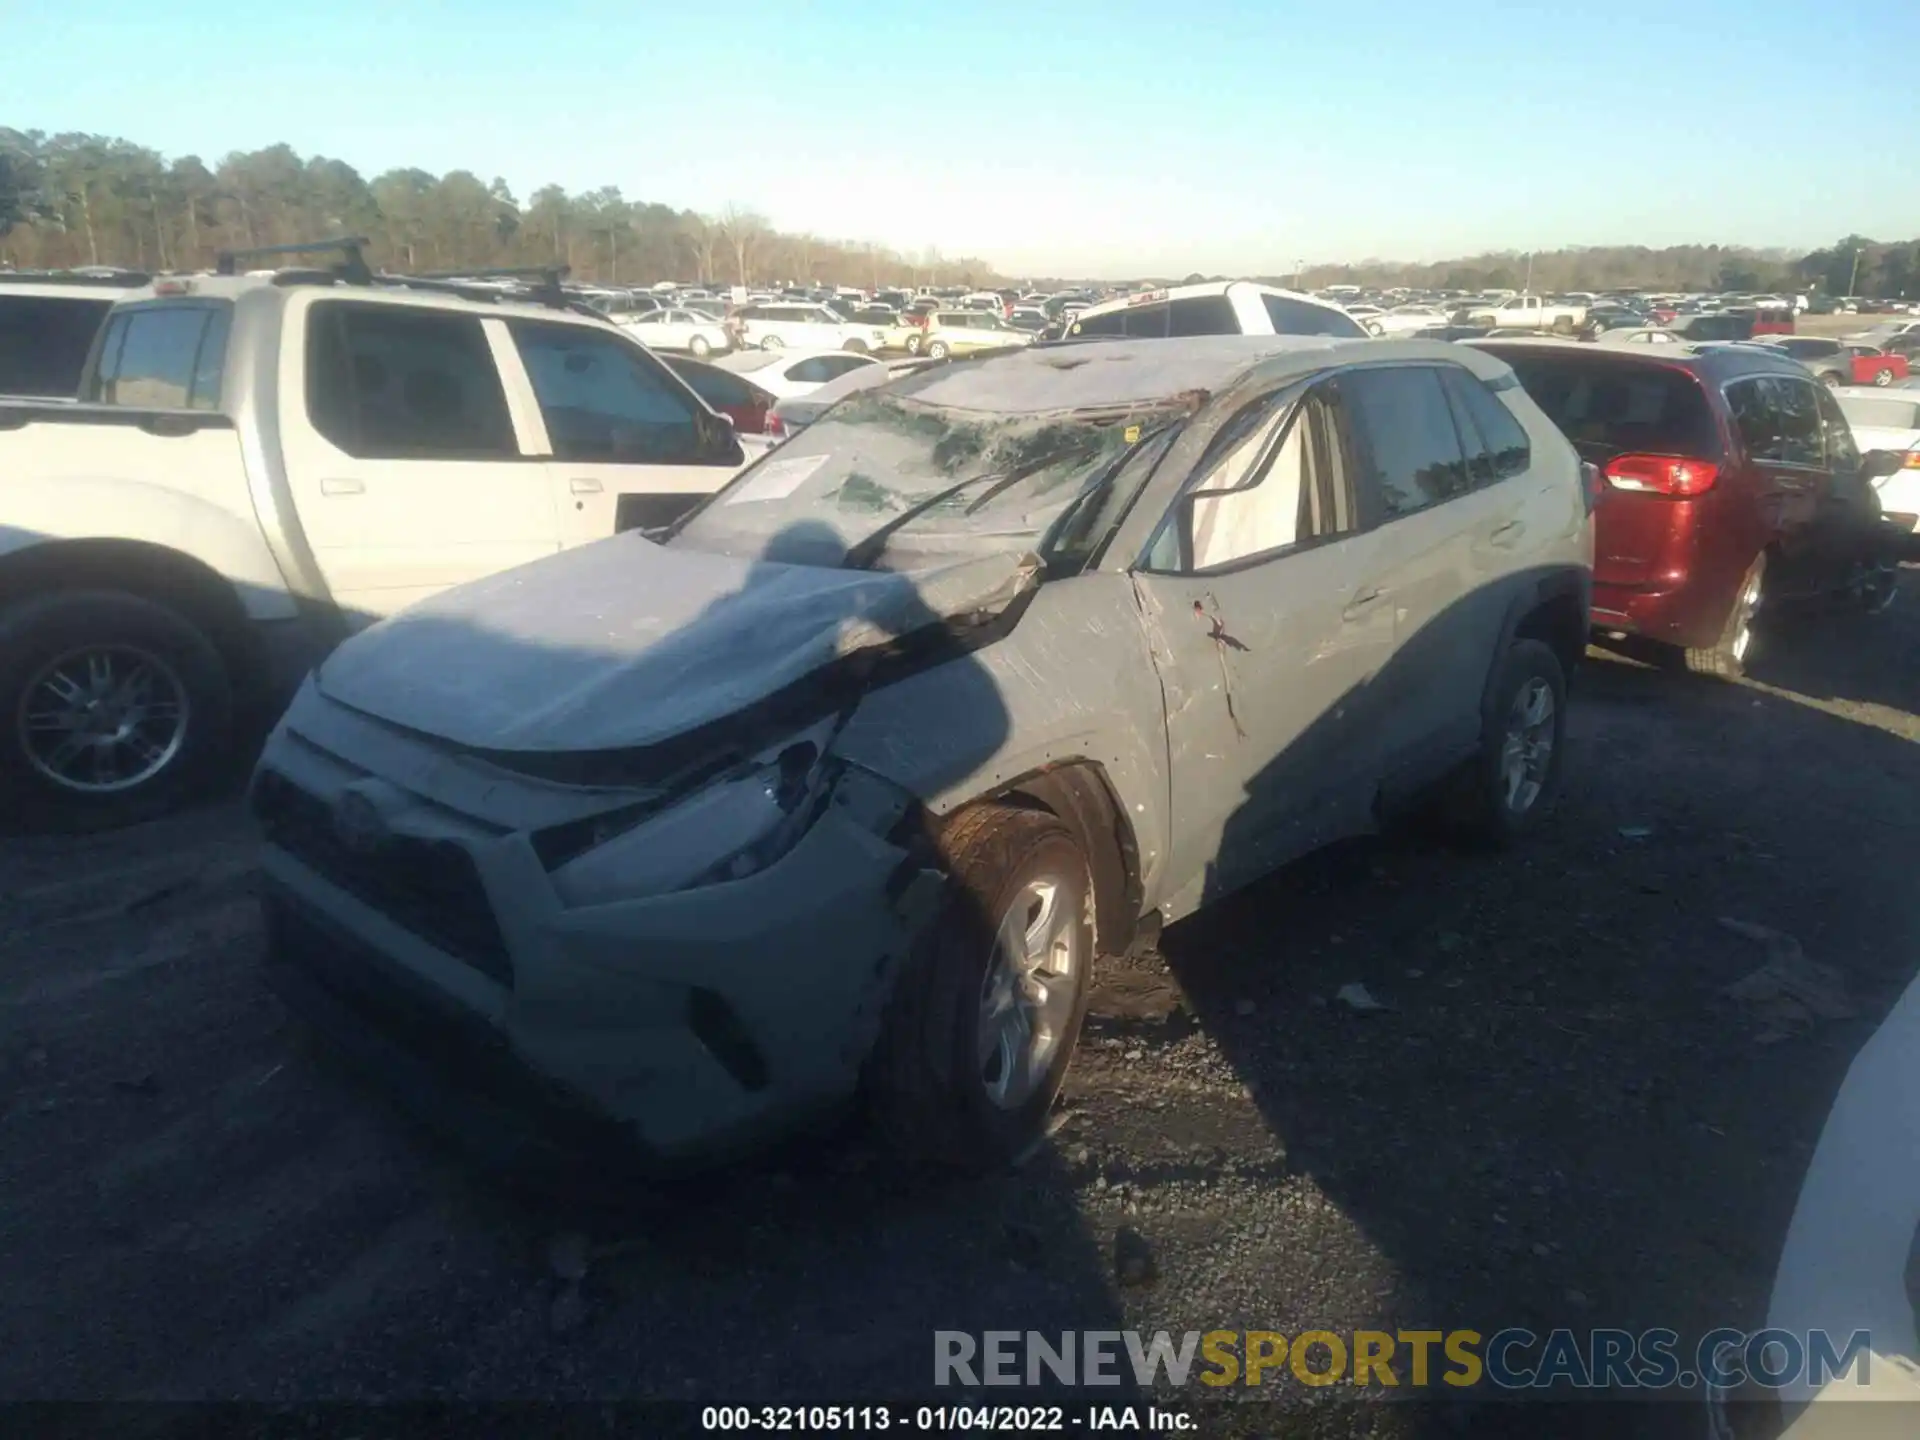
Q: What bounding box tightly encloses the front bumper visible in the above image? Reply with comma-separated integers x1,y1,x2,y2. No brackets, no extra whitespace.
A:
253,698,941,1168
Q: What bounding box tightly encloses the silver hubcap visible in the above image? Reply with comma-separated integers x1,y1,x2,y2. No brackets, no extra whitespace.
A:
977,875,1082,1110
1732,572,1763,660
1499,678,1556,814
18,645,189,794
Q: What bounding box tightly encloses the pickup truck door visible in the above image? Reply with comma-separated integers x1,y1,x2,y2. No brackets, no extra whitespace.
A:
278,298,560,625
499,318,750,541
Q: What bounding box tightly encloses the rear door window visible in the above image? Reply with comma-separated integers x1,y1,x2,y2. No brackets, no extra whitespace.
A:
1501,356,1718,459
306,302,516,459
1438,366,1532,485
1341,366,1473,523
90,304,230,410
509,319,702,463
1167,295,1239,336
1726,376,1822,468
0,295,115,398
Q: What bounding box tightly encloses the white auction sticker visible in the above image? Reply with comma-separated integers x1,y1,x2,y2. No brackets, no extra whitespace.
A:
722,454,829,505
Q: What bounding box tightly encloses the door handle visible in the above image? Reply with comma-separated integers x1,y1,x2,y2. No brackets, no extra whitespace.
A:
319,477,365,496
1486,519,1525,547
569,477,604,494
1342,587,1385,621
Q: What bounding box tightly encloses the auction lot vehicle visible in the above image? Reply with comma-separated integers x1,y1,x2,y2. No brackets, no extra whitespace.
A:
1763,337,1910,389
710,347,880,400
0,272,147,399
254,334,1593,1173
619,305,733,357
918,310,1035,359
1477,338,1905,678
662,353,778,434
1065,281,1365,340
734,302,887,353
0,244,749,830
1832,387,1920,532
1460,294,1588,332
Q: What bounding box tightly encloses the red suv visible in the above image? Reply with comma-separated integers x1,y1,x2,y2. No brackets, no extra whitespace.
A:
1476,339,1901,676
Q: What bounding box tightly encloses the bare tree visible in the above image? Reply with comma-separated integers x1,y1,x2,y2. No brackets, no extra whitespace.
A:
718,203,770,286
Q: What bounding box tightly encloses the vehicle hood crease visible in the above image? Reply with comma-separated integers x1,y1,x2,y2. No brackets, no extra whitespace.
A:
316,533,1041,754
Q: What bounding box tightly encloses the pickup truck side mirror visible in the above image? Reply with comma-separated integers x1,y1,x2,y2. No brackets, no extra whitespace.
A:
1861,449,1904,481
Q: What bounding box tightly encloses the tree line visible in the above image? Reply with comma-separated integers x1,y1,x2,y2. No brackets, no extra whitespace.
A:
0,129,1004,289
5,129,1916,299
1270,235,1920,299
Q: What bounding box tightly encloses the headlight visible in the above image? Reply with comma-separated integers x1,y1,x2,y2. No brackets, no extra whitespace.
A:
547,735,839,907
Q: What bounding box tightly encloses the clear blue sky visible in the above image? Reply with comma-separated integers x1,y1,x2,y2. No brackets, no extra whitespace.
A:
5,0,1914,278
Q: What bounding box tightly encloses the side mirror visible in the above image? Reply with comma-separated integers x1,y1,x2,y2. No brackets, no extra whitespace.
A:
1861,449,1904,481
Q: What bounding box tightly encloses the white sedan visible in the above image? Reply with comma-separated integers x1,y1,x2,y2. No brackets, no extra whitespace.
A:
620,307,734,357
1367,304,1453,336
710,348,882,401
1833,387,1920,529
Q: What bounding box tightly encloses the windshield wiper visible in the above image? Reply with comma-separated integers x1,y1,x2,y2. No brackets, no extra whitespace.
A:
840,471,1012,570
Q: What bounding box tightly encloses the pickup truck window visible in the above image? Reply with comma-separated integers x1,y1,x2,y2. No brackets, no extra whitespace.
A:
91,304,230,411
1260,294,1366,338
508,319,703,464
306,302,517,460
0,296,115,398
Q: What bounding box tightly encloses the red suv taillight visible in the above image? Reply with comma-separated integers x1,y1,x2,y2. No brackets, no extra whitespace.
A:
765,413,787,440
1602,453,1720,497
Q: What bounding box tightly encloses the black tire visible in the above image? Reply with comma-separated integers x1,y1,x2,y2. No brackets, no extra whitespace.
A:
904,332,924,356
0,590,233,833
1679,552,1766,679
927,340,951,360
1820,371,1843,388
1449,639,1568,847
688,335,711,358
1873,367,1896,387
867,806,1093,1171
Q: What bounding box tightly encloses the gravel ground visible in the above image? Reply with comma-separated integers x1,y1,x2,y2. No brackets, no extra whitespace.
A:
3,576,1918,1437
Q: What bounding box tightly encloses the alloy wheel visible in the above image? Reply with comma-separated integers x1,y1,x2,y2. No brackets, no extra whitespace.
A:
18,644,190,795
1498,678,1556,815
976,875,1083,1110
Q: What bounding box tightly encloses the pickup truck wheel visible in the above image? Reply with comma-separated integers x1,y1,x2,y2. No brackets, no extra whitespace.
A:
867,806,1092,1172
0,591,233,833
1445,639,1567,847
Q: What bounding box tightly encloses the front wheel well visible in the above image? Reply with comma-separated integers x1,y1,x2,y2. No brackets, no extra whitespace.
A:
0,540,260,694
951,761,1144,960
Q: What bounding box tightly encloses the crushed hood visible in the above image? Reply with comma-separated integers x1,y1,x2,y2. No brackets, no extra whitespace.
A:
316,533,1041,754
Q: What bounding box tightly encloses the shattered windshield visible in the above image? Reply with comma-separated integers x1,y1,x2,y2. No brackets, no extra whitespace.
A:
671,389,1183,568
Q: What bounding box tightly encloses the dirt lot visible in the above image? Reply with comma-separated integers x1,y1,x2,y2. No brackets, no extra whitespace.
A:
4,576,1919,1435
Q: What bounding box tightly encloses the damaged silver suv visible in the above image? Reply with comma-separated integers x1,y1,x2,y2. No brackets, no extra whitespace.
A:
253,336,1594,1173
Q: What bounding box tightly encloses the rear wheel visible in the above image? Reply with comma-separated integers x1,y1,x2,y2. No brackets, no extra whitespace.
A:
904,332,924,356
1821,371,1843,388
842,338,868,353
759,335,784,351
1873,367,1896,387
868,806,1093,1171
1680,553,1766,679
688,335,711,357
0,590,233,833
1447,639,1567,846
927,339,951,360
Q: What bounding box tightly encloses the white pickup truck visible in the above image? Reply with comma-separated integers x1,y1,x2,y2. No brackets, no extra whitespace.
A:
0,255,754,830
1461,294,1588,332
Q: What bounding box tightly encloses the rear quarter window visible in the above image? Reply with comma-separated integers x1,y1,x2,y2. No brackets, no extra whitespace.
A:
1260,294,1366,338
88,304,230,410
0,295,115,398
1500,356,1719,458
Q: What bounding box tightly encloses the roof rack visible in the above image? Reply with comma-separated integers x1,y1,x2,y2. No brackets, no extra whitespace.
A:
215,238,612,321
216,236,373,282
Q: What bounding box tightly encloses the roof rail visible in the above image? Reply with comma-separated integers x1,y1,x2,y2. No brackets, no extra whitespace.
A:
0,270,153,289
215,237,372,283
